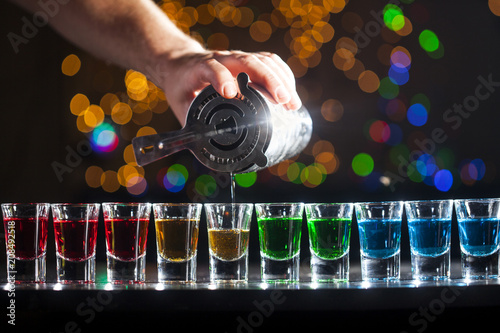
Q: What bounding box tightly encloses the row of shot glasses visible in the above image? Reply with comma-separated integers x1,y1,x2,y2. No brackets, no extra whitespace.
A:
2,198,499,284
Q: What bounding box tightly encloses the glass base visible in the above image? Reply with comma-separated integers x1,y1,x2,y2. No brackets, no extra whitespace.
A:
261,254,300,283
209,254,248,283
56,254,95,283
361,252,400,281
461,251,499,280
107,254,146,283
310,251,349,282
7,255,46,283
411,250,450,281
157,253,197,283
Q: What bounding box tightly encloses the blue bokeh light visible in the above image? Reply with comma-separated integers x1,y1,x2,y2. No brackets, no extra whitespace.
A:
407,103,428,126
434,169,453,192
416,154,437,176
163,170,186,193
388,64,410,85
469,158,486,180
91,122,118,152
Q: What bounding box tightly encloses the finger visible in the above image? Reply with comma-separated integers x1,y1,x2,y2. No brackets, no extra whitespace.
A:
196,57,238,99
256,53,302,110
258,52,295,85
215,52,292,105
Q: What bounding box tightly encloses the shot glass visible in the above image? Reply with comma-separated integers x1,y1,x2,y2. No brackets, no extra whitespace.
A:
153,203,202,283
102,202,151,283
405,200,453,281
355,201,403,281
454,198,500,280
305,203,353,282
1,203,50,283
255,203,304,283
204,203,253,284
51,203,100,283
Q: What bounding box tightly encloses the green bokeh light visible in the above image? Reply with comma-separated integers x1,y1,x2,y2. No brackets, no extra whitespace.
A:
378,77,400,99
427,42,445,59
408,161,425,183
383,5,405,31
287,162,306,184
168,163,188,180
234,172,257,188
419,30,440,52
352,153,374,177
301,164,326,186
435,148,455,170
195,174,217,196
389,144,410,166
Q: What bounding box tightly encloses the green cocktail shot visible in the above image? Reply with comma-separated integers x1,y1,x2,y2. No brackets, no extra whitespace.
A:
307,217,351,260
255,203,304,283
305,203,353,282
258,217,302,260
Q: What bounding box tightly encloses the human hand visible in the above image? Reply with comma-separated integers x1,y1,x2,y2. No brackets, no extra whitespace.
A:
157,49,302,125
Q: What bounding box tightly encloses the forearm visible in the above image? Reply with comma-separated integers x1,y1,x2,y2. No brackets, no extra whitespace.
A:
11,0,301,121
12,0,204,78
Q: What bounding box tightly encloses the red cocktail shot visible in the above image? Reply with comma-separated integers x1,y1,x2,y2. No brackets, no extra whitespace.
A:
104,218,149,261
102,203,151,283
53,219,99,261
3,217,48,260
51,203,100,283
1,203,50,283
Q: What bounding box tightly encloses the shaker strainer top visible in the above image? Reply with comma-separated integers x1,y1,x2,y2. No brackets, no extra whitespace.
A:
132,72,312,174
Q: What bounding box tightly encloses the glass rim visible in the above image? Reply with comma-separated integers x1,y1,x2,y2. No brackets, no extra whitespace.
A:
204,202,253,206
453,197,500,203
404,199,453,205
304,202,354,206
1,202,51,207
152,202,203,207
254,202,304,206
50,203,101,207
354,200,403,207
102,202,151,206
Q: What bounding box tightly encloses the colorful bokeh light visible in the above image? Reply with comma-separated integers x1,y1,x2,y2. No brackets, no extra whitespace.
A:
369,120,391,143
383,5,405,32
460,158,486,185
234,172,257,188
352,153,374,177
378,77,400,99
163,164,189,193
416,154,437,177
91,122,119,152
195,174,217,197
388,64,410,85
434,169,453,192
61,54,81,77
390,49,412,69
419,29,440,52
407,103,428,126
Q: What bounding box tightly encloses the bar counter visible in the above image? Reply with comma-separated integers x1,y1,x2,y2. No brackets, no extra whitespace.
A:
3,262,499,332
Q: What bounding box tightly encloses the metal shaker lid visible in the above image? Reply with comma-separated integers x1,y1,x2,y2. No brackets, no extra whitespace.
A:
184,72,271,173
132,72,312,174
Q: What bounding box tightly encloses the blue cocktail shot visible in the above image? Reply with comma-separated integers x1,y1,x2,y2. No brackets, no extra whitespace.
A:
355,201,403,281
405,200,453,280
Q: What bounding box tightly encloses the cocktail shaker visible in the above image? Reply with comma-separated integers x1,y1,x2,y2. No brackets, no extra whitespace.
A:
132,73,312,174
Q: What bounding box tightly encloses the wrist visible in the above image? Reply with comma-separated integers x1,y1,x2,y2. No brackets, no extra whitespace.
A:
145,35,205,86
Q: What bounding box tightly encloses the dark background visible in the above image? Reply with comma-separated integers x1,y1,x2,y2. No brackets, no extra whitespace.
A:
1,0,500,280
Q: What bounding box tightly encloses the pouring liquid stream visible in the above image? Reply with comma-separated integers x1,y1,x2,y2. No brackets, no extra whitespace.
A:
230,172,236,227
